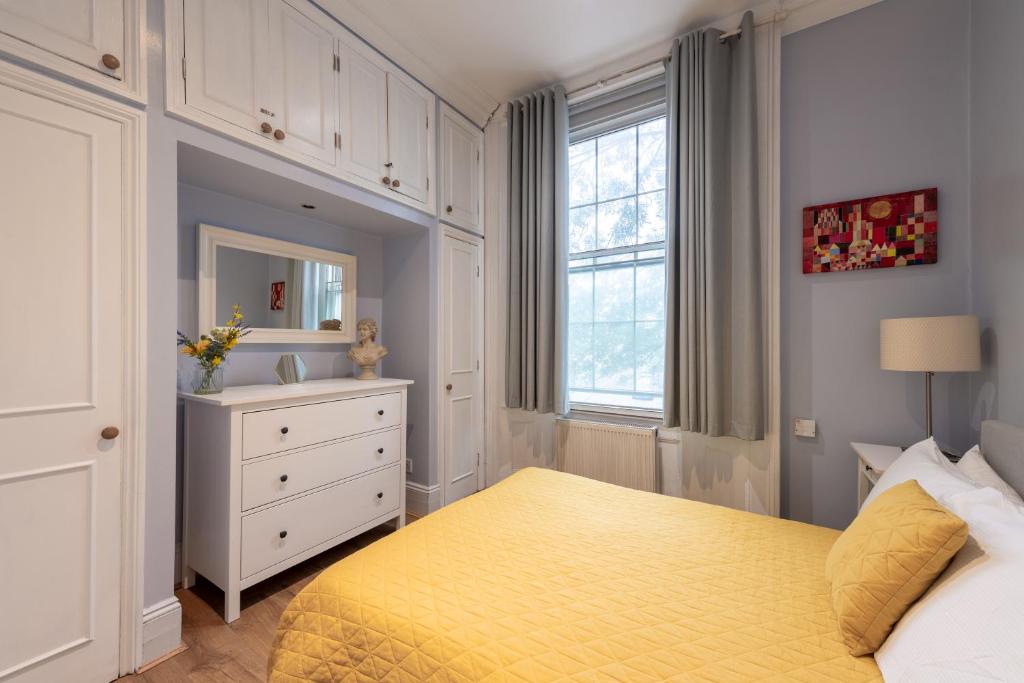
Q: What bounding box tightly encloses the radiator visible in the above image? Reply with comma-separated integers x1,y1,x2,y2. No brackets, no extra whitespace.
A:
555,418,658,492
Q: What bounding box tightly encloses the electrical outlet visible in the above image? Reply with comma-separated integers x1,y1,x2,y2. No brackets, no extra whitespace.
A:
793,418,816,438
406,458,413,474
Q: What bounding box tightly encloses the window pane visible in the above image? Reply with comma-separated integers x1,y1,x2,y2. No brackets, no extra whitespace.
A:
569,205,596,254
568,323,594,389
595,252,632,265
593,264,633,322
635,321,665,393
593,321,633,391
597,128,636,201
568,269,593,323
569,139,596,207
597,197,636,249
638,118,666,192
637,190,666,244
635,261,665,322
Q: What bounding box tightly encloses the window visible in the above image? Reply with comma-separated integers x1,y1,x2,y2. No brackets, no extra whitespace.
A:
567,117,667,413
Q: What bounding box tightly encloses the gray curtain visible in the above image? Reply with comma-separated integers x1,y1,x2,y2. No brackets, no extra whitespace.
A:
663,11,764,440
505,86,569,414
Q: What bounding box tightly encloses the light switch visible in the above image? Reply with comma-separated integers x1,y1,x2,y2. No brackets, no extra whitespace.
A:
794,418,816,438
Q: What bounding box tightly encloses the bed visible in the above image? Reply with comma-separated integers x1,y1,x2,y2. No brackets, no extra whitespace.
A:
268,467,881,682
268,420,1024,682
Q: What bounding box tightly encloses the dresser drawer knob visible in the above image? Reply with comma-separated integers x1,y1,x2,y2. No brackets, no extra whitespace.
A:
280,474,288,483
377,448,384,454
377,409,384,416
280,426,289,434
279,530,288,539
376,492,383,499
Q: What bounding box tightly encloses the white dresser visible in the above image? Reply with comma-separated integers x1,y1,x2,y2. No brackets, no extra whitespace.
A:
179,377,411,622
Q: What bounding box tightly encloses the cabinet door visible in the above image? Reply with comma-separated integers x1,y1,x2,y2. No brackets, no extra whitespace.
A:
183,0,272,135
339,46,388,186
0,0,124,78
386,72,431,204
267,0,337,165
441,106,483,233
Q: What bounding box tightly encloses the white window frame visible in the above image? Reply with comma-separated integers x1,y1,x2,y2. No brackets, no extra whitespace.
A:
566,113,667,418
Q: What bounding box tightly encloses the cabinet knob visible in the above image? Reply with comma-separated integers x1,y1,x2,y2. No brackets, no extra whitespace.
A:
100,426,120,440
279,530,288,539
377,409,384,416
391,179,400,188
280,474,288,483
261,122,273,134
274,129,285,140
280,426,289,434
446,383,453,391
377,447,384,454
446,205,453,213
382,176,391,185
101,53,120,70
376,492,383,499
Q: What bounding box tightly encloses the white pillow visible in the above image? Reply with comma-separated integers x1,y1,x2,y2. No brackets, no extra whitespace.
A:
957,445,1024,506
875,486,1024,681
862,437,977,508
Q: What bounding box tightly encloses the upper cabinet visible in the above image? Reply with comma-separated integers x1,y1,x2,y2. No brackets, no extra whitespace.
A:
440,104,484,234
168,0,436,214
0,0,144,101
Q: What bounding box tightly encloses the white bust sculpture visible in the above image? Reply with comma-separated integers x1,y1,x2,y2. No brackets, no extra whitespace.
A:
347,317,388,380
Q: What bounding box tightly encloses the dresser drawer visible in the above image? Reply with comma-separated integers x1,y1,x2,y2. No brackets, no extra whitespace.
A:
241,428,401,511
241,465,401,578
241,392,402,459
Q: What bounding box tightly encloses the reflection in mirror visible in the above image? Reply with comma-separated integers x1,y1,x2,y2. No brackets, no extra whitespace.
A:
215,245,345,332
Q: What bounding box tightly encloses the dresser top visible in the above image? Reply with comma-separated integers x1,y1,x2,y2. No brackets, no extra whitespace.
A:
178,377,413,407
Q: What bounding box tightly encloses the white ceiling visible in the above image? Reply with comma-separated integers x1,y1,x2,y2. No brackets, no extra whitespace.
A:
320,0,761,126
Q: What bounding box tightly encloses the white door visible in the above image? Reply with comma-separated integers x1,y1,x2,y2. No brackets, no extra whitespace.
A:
0,79,125,682
386,72,430,203
0,0,124,79
266,0,337,165
183,0,273,136
441,106,482,233
339,45,388,186
442,231,484,505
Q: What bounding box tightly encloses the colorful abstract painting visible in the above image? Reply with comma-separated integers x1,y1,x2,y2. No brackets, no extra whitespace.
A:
802,188,937,274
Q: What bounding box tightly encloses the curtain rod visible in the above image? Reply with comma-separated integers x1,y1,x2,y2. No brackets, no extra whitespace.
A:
564,15,772,100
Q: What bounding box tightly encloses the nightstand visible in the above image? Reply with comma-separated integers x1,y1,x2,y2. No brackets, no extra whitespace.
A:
851,442,903,509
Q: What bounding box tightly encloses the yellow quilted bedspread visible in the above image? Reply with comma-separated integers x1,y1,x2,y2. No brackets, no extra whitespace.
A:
269,468,881,682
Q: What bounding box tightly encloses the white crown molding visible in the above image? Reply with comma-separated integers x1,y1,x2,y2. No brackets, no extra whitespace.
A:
315,0,498,127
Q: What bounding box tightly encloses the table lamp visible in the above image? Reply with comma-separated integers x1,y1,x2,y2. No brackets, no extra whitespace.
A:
880,315,980,438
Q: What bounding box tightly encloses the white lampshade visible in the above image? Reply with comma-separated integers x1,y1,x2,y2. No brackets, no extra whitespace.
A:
880,315,981,372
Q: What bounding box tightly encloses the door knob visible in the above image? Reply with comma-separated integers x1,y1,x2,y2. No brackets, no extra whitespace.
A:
382,176,391,185
101,53,120,70
391,179,400,188
274,129,285,140
261,122,273,134
446,205,453,213
100,426,120,440
446,384,453,391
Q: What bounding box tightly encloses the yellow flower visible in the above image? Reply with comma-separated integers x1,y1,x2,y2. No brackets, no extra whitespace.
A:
180,346,195,356
211,356,222,367
226,338,238,350
194,339,210,354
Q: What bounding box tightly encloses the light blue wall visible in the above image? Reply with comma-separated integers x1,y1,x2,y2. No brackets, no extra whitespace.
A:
968,0,1024,436
780,0,973,529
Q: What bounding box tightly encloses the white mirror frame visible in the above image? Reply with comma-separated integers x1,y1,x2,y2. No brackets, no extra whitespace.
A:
197,224,358,344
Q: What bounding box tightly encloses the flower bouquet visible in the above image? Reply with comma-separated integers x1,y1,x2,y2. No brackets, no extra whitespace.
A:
178,304,252,394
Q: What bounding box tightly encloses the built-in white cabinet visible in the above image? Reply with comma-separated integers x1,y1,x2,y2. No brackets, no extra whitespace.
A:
440,104,484,234
168,0,436,213
0,0,143,100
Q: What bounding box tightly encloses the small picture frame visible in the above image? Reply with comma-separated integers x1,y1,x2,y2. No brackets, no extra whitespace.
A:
270,281,285,310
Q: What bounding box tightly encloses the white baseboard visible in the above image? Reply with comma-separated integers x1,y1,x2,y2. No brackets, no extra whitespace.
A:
140,596,182,668
406,481,441,517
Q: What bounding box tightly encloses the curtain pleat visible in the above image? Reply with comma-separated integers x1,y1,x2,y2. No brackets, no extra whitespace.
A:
505,86,569,414
664,11,764,440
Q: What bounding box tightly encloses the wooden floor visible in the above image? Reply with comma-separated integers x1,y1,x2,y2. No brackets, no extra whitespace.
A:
123,524,395,682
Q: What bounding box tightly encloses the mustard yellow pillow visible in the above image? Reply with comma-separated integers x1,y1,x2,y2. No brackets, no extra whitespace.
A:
825,479,968,656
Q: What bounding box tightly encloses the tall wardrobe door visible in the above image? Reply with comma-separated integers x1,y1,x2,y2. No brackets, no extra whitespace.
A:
0,0,124,78
183,0,272,134
267,0,337,164
0,80,126,682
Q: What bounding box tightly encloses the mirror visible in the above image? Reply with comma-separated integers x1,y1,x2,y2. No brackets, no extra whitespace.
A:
197,224,357,344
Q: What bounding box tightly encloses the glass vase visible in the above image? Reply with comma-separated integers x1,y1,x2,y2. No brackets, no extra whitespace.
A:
191,364,224,395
